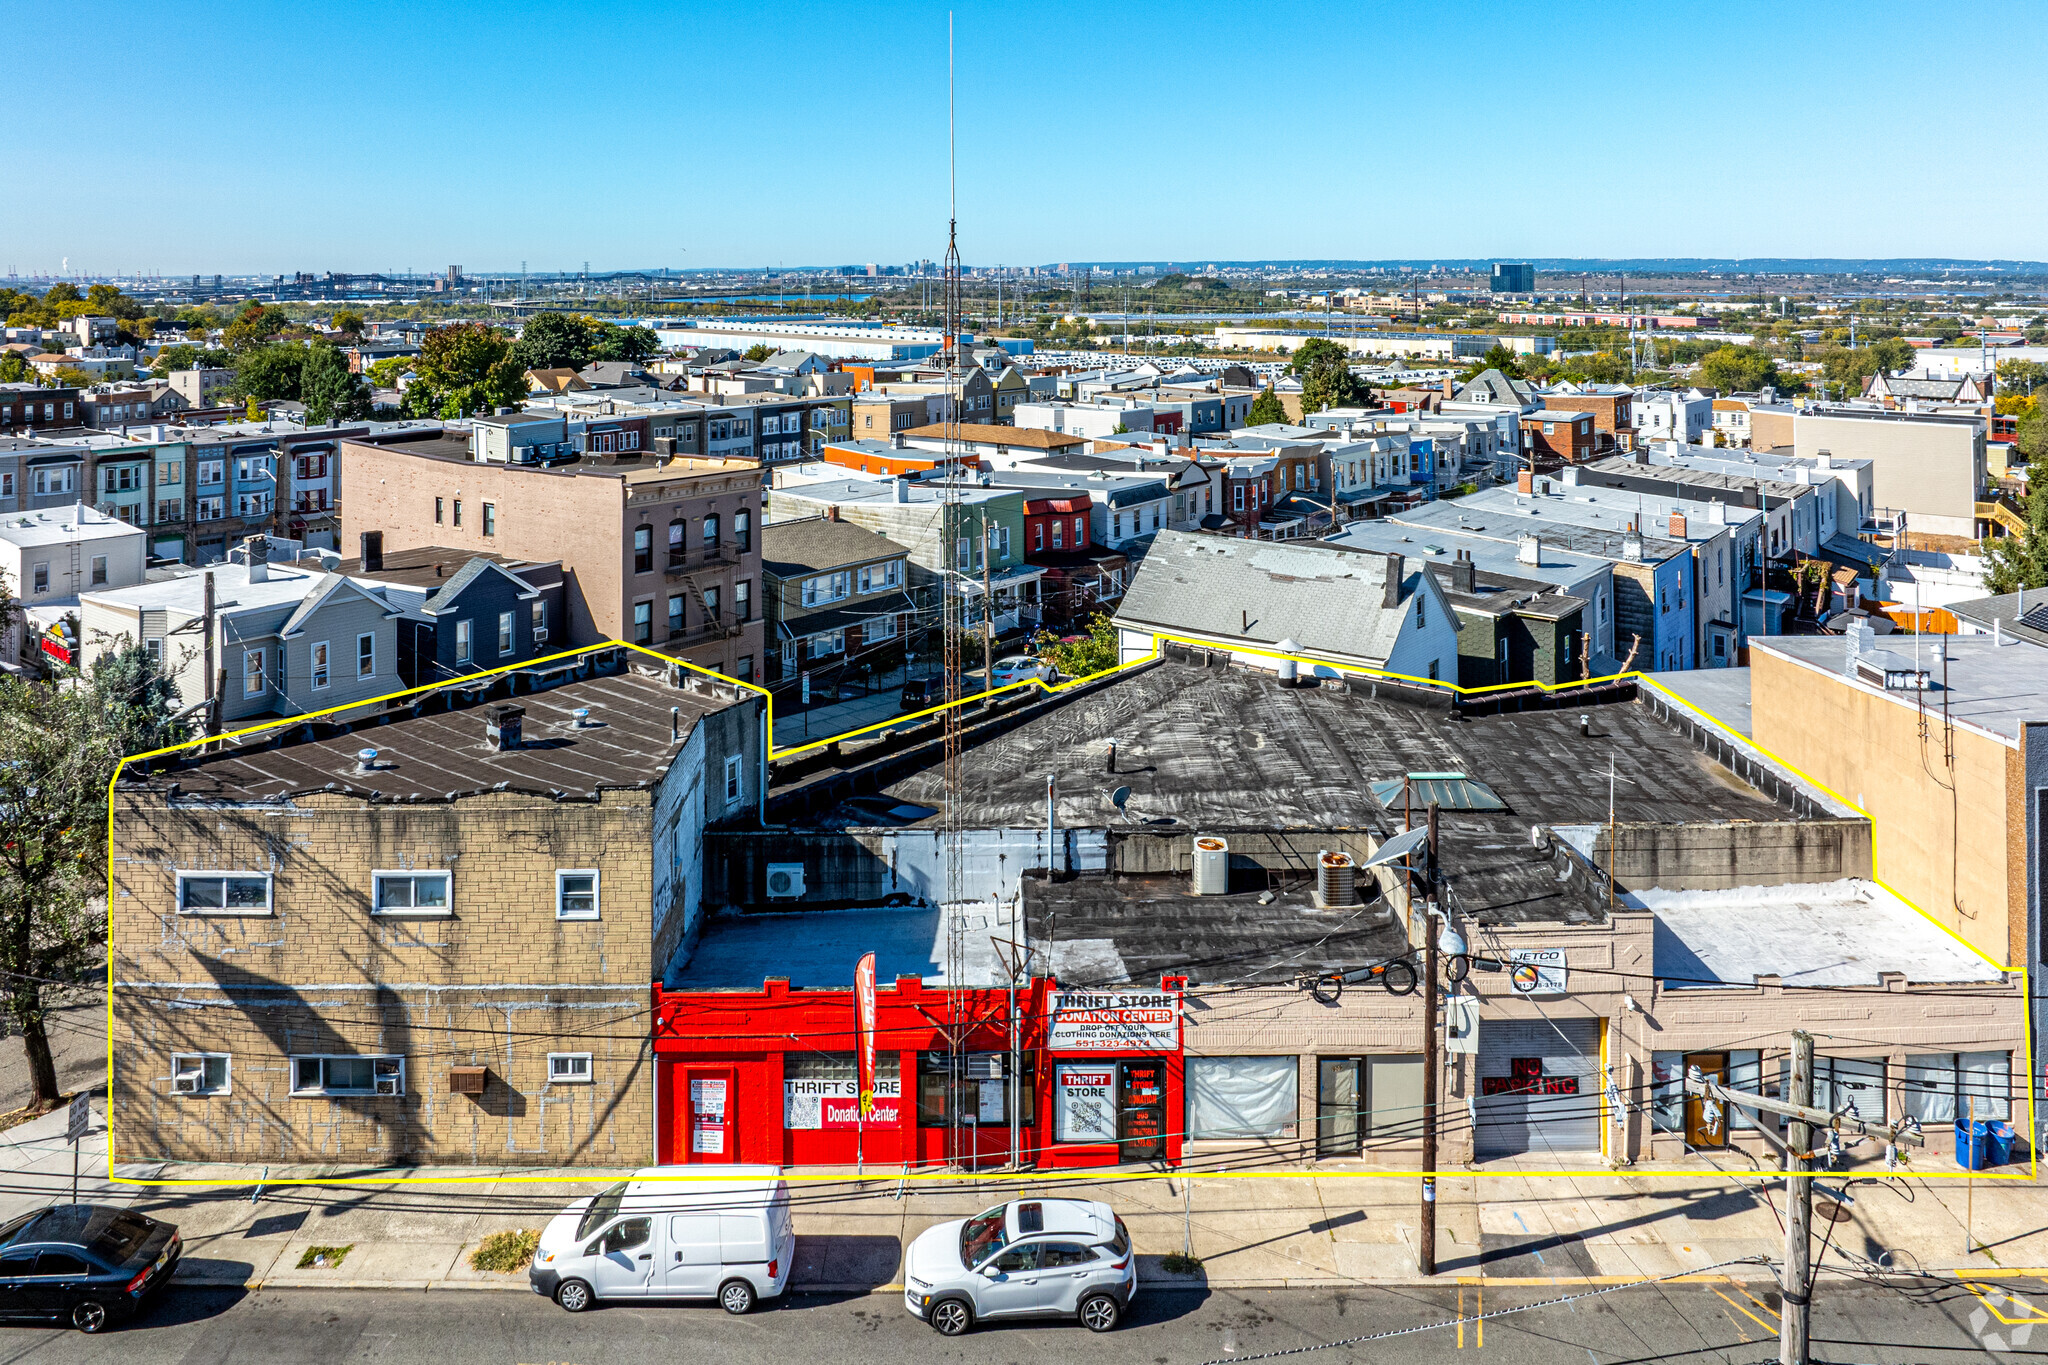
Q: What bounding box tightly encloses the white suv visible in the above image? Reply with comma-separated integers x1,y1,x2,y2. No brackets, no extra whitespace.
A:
903,1198,1135,1336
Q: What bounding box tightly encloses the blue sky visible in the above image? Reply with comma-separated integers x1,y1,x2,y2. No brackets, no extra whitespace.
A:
9,0,2044,275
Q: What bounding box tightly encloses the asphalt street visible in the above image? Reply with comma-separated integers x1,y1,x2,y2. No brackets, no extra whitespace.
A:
0,1277,2036,1365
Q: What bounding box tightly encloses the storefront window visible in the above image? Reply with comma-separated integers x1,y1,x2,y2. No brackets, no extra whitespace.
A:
917,1053,1034,1128
1055,1062,1119,1144
1902,1052,2009,1123
1650,1052,1682,1133
1186,1056,1295,1140
783,1052,901,1131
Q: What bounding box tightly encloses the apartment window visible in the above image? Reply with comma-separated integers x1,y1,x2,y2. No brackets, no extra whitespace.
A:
455,618,472,664
780,640,796,673
497,611,514,654
482,502,496,537
956,537,971,570
0,473,12,498
866,612,896,642
146,638,162,664
634,600,653,644
734,509,752,552
668,594,684,636
723,754,744,806
1415,595,1425,628
28,562,48,595
176,872,272,915
633,525,652,573
452,498,462,528
668,519,685,566
372,871,451,915
997,524,1012,559
310,641,330,689
197,459,222,487
556,869,600,921
242,647,266,696
291,1055,404,1097
1050,519,1064,549
171,1053,230,1096
735,654,754,682
1233,485,1245,512
734,580,750,623
196,496,223,521
703,512,720,548
1033,523,1045,551
356,632,375,679
531,600,547,639
434,496,444,524
703,586,721,621
548,1053,593,1083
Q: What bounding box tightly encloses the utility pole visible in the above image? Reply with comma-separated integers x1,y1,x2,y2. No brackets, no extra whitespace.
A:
1418,800,1441,1277
981,514,994,693
1683,1031,1925,1365
1781,1031,1815,1365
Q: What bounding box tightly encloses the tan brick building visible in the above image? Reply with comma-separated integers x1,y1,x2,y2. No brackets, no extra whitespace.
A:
340,430,767,684
109,653,763,1166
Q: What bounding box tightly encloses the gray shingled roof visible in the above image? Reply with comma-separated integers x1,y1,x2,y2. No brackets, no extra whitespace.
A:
761,515,911,579
1111,529,1417,665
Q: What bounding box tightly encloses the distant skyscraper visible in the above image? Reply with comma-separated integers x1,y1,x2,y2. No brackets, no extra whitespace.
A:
1491,262,1535,294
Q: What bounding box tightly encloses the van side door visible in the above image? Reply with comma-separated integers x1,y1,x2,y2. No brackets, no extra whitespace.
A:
663,1214,722,1298
583,1218,655,1299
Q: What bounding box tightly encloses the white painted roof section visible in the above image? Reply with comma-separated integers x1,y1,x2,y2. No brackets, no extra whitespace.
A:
79,562,394,617
666,905,1013,990
1642,879,2001,988
0,505,144,550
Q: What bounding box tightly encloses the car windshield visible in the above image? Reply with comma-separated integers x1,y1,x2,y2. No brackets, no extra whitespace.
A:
575,1183,629,1241
88,1211,156,1264
959,1207,1009,1267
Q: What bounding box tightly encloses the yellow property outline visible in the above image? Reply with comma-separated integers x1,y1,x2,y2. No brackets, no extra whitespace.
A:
101,628,2036,1186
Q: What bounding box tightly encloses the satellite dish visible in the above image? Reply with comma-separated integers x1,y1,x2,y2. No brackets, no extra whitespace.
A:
1110,785,1132,811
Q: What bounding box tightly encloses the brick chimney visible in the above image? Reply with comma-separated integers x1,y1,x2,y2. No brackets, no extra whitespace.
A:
1383,552,1404,608
1517,469,1534,494
1668,511,1687,538
1450,549,1476,595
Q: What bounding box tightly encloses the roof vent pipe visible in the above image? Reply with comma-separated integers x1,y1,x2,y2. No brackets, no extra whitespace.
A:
355,748,380,773
487,704,524,751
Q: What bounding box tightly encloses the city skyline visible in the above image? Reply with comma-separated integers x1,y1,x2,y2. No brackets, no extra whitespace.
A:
6,0,2044,275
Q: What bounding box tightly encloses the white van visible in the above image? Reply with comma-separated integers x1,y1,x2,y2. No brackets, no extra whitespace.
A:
530,1165,794,1315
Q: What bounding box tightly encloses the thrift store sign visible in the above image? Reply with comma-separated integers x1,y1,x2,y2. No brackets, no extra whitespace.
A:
1047,990,1180,1051
785,1077,902,1130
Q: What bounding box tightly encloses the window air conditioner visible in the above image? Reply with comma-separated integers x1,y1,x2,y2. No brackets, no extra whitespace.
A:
765,863,806,899
173,1073,199,1094
533,628,548,644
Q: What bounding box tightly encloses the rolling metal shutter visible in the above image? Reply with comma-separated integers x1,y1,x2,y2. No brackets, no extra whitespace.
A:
1474,1018,1603,1159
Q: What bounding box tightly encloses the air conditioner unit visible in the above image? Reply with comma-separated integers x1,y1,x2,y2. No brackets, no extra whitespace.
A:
766,863,806,899
173,1074,199,1094
532,628,548,645
375,1078,401,1095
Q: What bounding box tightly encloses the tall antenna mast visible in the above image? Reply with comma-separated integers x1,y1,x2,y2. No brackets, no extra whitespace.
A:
940,9,969,1172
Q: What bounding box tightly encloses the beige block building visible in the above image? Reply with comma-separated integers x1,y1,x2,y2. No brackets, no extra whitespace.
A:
110,653,763,1166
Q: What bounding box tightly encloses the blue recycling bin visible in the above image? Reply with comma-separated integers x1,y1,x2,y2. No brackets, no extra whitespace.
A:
1956,1119,1993,1169
1987,1121,2017,1166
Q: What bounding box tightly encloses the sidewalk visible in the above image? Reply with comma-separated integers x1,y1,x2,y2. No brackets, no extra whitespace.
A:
8,1107,2041,1295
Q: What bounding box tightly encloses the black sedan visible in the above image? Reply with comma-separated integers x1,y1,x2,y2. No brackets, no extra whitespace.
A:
0,1204,180,1332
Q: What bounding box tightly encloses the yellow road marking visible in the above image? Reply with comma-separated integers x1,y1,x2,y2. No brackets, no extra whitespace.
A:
1714,1288,1779,1336
1962,1282,2048,1325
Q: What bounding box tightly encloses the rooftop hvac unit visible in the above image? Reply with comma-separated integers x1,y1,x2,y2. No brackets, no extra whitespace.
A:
766,863,807,900
1193,836,1229,896
1317,850,1356,906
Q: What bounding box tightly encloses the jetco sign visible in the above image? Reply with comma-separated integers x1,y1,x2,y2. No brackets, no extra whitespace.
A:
1048,990,1180,1051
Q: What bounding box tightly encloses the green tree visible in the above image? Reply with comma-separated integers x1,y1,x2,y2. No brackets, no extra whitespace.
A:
1030,612,1118,679
41,283,81,307
232,343,309,401
301,345,373,424
1697,345,1783,394
1982,480,2048,594
590,324,660,363
0,352,28,384
1459,344,1523,382
222,303,289,351
1248,385,1287,426
366,354,415,390
1287,337,1367,414
2018,402,2048,464
0,640,183,1111
510,311,597,371
742,342,776,362
402,322,526,419
1996,359,2048,399
332,310,366,340
49,367,96,389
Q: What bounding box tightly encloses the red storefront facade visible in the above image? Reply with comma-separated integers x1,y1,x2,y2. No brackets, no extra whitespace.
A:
654,977,1183,1170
